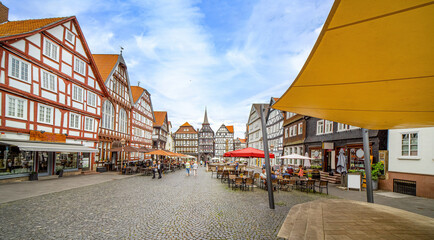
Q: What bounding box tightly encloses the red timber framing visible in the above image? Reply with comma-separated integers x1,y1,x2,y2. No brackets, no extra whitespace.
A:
93,54,133,167
0,16,109,171
130,86,154,161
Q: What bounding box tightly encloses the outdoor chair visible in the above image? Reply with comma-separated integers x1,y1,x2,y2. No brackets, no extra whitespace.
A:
271,179,279,192
253,173,260,186
301,180,316,193
131,166,138,174
245,178,254,191
216,170,223,179
288,179,297,191
229,175,236,187
316,180,329,194
210,167,216,178
233,177,244,190
221,171,229,183
279,179,290,191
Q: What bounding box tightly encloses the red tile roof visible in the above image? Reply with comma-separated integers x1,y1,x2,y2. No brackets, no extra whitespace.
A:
181,122,192,127
176,122,197,134
130,86,145,103
226,125,234,133
92,54,118,82
273,97,279,102
239,138,246,143
0,17,68,38
153,111,167,127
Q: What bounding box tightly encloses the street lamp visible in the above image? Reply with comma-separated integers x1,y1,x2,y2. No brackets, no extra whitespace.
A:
120,138,126,174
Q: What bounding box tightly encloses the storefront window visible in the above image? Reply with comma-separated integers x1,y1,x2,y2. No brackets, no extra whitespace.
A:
0,145,33,176
55,152,79,170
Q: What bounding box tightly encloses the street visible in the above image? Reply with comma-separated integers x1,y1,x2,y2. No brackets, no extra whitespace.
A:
0,168,329,239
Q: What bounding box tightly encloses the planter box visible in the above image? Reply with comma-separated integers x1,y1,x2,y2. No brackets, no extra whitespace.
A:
29,173,38,181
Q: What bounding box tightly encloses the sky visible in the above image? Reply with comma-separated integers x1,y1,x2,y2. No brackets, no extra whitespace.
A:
5,0,334,138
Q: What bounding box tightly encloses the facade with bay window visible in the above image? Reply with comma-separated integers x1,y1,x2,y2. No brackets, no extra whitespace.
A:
380,127,434,199
0,14,106,179
93,54,133,167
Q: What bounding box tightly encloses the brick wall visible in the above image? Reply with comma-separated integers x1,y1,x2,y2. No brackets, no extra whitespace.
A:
0,2,8,23
379,171,434,199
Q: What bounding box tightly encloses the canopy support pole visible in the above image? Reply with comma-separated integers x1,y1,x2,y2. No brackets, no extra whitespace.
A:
362,128,374,203
260,104,275,209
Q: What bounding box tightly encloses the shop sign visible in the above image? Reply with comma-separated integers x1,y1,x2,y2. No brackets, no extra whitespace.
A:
30,131,66,143
322,142,334,150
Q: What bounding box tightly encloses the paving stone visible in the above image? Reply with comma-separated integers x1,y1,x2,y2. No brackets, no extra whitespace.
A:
0,168,330,239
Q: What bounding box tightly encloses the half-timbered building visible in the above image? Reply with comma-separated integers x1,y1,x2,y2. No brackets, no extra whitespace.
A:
130,86,154,160
0,12,107,179
246,103,268,166
266,97,283,165
198,108,214,162
174,122,198,157
93,54,133,167
152,111,168,150
215,124,234,158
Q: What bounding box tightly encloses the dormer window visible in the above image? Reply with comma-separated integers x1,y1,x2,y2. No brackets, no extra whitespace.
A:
66,30,75,43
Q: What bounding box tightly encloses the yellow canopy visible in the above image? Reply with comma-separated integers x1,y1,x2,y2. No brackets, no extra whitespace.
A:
273,0,434,130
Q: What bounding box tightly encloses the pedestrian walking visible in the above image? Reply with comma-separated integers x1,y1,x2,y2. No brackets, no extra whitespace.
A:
185,161,191,176
157,160,163,179
152,160,157,179
192,161,198,176
200,160,203,167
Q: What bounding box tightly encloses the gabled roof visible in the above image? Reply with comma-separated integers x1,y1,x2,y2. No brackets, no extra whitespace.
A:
130,86,144,103
175,122,197,134
273,97,279,102
93,54,119,82
0,17,68,38
0,16,109,97
181,122,192,127
226,125,234,133
239,138,247,143
153,111,167,127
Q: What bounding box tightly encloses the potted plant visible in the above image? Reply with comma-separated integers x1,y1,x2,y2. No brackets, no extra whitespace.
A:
56,166,64,178
29,171,38,181
370,162,384,190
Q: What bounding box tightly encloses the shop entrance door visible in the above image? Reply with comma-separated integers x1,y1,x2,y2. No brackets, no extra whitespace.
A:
38,152,52,176
81,153,90,171
324,151,332,172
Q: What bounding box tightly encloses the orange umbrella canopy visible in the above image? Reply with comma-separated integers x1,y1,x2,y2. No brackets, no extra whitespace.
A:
146,149,175,156
273,0,434,130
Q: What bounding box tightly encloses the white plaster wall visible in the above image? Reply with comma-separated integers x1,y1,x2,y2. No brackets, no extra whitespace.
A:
26,34,41,47
28,44,41,60
58,79,65,93
74,73,85,83
61,63,72,76
47,26,64,42
0,70,4,84
75,39,86,58
37,125,53,132
388,127,434,176
42,57,59,70
62,49,72,65
10,40,26,52
41,90,57,101
9,79,30,92
55,109,61,127
6,120,26,129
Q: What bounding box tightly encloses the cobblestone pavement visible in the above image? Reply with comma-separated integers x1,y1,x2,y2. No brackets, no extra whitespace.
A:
0,168,331,239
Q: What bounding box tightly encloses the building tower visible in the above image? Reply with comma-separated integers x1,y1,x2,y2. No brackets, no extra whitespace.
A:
198,108,215,162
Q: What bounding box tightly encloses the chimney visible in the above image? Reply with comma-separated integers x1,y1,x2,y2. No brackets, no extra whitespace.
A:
0,2,8,24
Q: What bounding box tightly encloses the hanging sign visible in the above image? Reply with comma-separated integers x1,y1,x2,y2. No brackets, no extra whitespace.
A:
30,131,66,143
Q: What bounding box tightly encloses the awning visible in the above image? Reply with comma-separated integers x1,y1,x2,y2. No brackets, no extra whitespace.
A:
273,0,434,129
0,140,98,152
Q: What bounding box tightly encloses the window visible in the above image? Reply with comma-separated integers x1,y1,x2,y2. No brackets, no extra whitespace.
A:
325,120,333,134
38,104,53,124
42,70,56,91
293,125,297,136
70,113,81,129
44,39,59,61
298,123,303,135
66,30,74,43
102,101,114,129
316,120,324,135
118,108,127,133
74,58,85,75
402,133,418,156
84,117,94,131
72,85,83,102
87,91,96,107
338,123,350,132
6,95,26,119
9,56,30,82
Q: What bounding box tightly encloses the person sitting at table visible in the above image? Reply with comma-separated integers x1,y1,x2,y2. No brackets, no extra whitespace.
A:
287,166,294,176
260,168,267,180
298,165,304,177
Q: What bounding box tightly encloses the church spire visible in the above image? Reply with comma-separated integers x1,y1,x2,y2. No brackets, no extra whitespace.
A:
203,107,209,124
